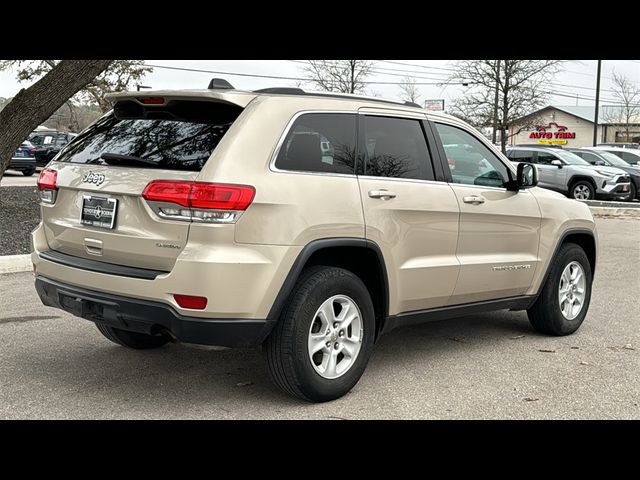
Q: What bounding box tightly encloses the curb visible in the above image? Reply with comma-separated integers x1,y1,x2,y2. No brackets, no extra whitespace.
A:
589,206,640,218
0,254,32,274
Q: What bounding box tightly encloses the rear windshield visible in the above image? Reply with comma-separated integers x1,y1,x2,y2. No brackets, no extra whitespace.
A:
54,99,243,171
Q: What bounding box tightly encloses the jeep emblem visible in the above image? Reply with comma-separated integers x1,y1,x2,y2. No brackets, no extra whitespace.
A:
82,172,105,186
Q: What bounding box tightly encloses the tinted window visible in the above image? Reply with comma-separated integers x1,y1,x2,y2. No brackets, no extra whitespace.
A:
363,116,434,180
55,100,243,172
576,151,600,164
620,152,640,164
507,149,536,162
435,123,510,188
536,152,557,165
275,113,356,174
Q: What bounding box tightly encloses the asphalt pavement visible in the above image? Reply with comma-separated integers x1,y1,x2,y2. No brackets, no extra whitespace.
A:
0,217,638,419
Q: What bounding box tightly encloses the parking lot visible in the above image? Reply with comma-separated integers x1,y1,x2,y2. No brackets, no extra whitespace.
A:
0,216,636,419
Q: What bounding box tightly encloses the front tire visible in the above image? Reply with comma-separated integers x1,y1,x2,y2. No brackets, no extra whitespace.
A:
527,243,592,336
264,266,375,402
22,168,36,176
625,182,637,202
569,180,595,200
95,323,170,349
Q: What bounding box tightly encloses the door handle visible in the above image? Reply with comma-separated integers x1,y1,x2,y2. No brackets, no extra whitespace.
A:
462,195,485,205
368,189,397,200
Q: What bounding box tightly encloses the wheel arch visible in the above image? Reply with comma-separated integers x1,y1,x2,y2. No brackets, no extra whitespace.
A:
567,175,598,195
536,228,597,296
266,238,389,339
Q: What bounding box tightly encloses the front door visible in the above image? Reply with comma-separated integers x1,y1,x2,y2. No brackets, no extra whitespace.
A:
357,113,460,315
432,122,541,305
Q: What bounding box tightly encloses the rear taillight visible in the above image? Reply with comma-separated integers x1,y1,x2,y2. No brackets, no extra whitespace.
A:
37,168,58,204
142,180,255,224
28,147,37,155
173,294,208,310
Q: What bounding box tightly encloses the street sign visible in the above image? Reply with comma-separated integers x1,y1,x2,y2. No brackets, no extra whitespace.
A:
424,99,445,111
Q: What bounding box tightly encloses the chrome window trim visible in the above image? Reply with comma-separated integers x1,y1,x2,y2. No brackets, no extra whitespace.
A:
268,110,359,178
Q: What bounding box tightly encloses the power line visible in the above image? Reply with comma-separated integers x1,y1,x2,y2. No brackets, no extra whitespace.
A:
146,63,470,86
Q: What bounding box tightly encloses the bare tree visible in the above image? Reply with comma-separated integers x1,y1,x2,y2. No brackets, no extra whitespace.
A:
0,60,152,112
399,76,421,104
602,72,640,142
301,60,374,94
449,60,562,152
0,60,112,180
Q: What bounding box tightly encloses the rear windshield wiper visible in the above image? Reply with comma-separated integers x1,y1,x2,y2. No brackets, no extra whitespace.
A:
100,152,158,167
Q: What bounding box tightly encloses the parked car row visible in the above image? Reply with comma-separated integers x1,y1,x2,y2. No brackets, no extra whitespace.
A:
506,145,638,201
5,130,78,176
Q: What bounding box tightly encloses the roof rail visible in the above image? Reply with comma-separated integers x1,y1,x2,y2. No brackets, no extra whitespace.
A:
254,87,306,94
208,78,234,90
403,101,422,108
252,87,425,110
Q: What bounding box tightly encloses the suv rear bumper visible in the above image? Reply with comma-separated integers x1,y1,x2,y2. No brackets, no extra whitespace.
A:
9,157,36,170
35,275,275,347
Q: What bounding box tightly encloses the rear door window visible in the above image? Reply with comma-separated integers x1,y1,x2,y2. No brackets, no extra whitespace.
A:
275,113,357,174
54,99,243,171
362,115,434,181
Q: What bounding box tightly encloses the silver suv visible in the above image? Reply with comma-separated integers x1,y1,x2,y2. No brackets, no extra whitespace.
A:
506,146,630,200
32,83,598,402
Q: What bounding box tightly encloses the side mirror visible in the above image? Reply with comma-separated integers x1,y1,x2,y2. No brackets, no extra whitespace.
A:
594,160,606,166
517,163,538,189
551,159,563,168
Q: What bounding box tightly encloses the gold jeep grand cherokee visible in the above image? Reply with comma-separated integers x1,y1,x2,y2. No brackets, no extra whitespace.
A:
32,80,597,402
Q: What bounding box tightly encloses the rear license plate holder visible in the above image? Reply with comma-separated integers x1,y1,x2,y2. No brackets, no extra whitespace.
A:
81,195,117,229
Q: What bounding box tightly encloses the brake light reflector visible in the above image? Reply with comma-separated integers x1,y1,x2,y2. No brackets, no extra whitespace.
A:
173,294,208,310
37,169,58,204
142,180,255,224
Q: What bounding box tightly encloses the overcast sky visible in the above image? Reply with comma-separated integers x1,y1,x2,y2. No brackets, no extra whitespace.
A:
1,60,638,109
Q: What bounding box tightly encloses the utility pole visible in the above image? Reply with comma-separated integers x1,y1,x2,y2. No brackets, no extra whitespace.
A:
350,61,355,94
593,60,601,146
492,60,500,144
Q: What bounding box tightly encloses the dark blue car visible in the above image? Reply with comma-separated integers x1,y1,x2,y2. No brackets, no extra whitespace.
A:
9,141,37,176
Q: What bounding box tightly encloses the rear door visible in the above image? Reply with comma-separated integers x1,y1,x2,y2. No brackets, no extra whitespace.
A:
357,112,460,314
535,150,567,190
40,97,245,271
431,121,541,304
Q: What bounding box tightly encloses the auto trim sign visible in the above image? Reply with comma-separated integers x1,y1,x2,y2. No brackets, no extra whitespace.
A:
529,122,576,145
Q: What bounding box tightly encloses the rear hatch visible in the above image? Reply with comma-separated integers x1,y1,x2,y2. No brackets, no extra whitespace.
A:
39,94,247,272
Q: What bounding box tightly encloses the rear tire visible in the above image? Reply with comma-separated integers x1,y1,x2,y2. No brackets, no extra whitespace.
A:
527,243,592,336
95,323,170,349
22,168,36,176
264,266,375,402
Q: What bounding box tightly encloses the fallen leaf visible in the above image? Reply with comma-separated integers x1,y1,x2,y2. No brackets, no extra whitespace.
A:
571,346,580,350
579,361,589,365
607,346,619,351
623,344,635,351
538,349,556,353
524,397,539,402
236,381,254,387
327,416,348,420
510,335,525,339
449,337,467,343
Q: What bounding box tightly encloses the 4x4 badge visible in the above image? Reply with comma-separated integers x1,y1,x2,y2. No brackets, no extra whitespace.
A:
82,172,105,186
